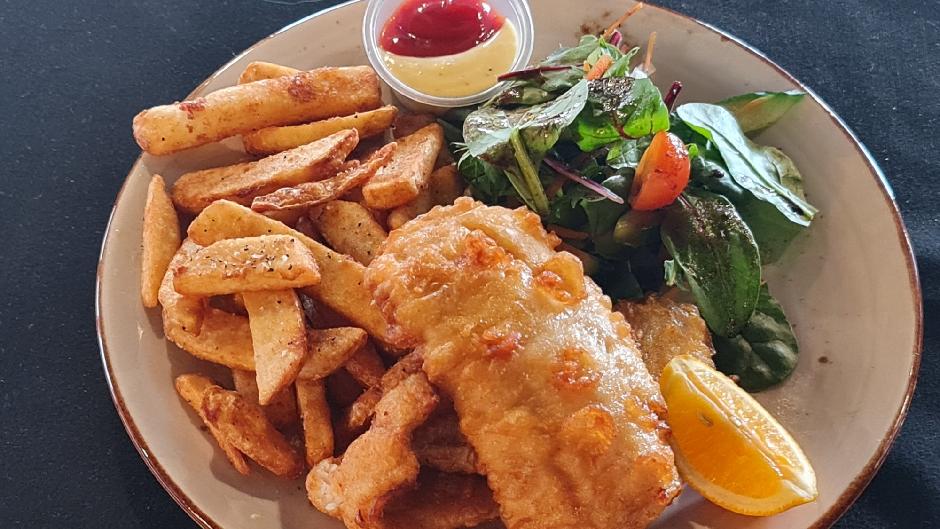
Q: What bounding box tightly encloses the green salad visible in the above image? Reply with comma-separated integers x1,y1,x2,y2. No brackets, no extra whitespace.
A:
440,29,817,392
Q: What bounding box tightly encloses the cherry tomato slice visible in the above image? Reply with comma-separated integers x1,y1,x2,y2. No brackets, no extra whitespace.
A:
629,131,691,211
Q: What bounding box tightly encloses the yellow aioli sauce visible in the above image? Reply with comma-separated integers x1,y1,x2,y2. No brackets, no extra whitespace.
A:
382,21,518,98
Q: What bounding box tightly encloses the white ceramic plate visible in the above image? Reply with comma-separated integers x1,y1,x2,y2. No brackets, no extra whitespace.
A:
96,1,922,528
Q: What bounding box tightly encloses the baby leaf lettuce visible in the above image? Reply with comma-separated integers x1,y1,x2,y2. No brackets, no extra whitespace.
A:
717,90,805,134
572,78,670,151
713,283,800,391
661,189,762,337
463,81,590,213
676,103,817,227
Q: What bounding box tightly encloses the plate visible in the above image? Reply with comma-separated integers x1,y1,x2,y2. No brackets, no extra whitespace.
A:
96,1,922,528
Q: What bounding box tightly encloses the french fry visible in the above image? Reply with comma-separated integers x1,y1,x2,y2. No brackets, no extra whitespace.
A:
242,289,307,405
202,386,304,477
298,327,368,380
171,129,359,213
387,164,463,230
296,378,334,466
343,341,385,388
309,200,388,265
167,308,255,370
158,240,206,335
141,174,181,308
232,369,299,431
327,369,367,409
173,235,320,296
294,216,323,242
187,200,389,340
392,112,438,139
132,66,381,155
251,143,396,213
362,123,444,209
261,207,307,227
238,61,300,84
175,374,250,475
244,106,399,155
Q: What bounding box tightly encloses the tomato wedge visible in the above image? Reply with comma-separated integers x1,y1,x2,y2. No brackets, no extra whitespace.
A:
629,131,691,210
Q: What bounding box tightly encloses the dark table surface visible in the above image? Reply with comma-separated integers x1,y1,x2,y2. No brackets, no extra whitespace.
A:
1,0,936,527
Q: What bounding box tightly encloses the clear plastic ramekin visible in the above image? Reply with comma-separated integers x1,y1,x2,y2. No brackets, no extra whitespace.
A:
362,0,534,113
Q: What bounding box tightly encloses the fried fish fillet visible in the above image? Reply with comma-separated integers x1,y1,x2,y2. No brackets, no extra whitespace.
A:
616,295,715,378
365,198,681,529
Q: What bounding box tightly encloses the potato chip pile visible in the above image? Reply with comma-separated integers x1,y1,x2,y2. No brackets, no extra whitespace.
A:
135,61,496,529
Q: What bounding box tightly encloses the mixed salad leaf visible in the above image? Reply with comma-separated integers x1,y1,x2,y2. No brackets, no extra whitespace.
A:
443,29,816,391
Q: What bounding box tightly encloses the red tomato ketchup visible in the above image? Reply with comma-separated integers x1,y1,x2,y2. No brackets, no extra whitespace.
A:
380,0,506,57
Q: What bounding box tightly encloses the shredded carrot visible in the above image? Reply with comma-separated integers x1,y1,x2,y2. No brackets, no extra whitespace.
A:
583,60,591,74
548,225,590,240
642,31,658,74
602,3,645,40
586,54,614,80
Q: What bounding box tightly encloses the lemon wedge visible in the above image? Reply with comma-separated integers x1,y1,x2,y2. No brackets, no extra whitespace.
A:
660,356,817,516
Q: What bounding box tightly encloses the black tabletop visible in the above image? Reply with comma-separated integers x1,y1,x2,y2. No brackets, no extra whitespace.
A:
0,0,936,527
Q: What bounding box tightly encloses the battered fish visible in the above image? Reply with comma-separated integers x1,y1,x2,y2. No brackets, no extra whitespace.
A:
365,198,681,529
617,295,715,378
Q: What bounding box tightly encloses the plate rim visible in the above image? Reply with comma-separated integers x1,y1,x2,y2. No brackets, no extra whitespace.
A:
95,2,923,528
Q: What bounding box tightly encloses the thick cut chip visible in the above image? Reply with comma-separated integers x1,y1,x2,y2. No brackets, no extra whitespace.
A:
187,200,389,340
392,112,438,139
252,143,396,213
133,66,380,155
298,327,369,381
171,130,358,213
173,235,320,296
245,106,398,155
296,378,334,466
166,308,254,370
238,61,300,84
387,164,463,230
306,373,438,529
617,295,715,378
343,341,386,388
158,239,206,335
232,369,299,431
362,124,444,210
381,471,499,529
141,174,181,307
174,374,250,475
310,201,389,265
243,289,308,405
202,386,304,477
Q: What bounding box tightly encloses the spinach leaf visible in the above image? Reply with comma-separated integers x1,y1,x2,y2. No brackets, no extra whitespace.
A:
661,189,762,337
606,137,648,170
690,153,804,263
464,81,590,213
717,90,805,134
676,103,817,227
713,283,799,391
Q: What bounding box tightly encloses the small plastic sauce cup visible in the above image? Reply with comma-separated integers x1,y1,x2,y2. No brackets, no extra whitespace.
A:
362,0,534,113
